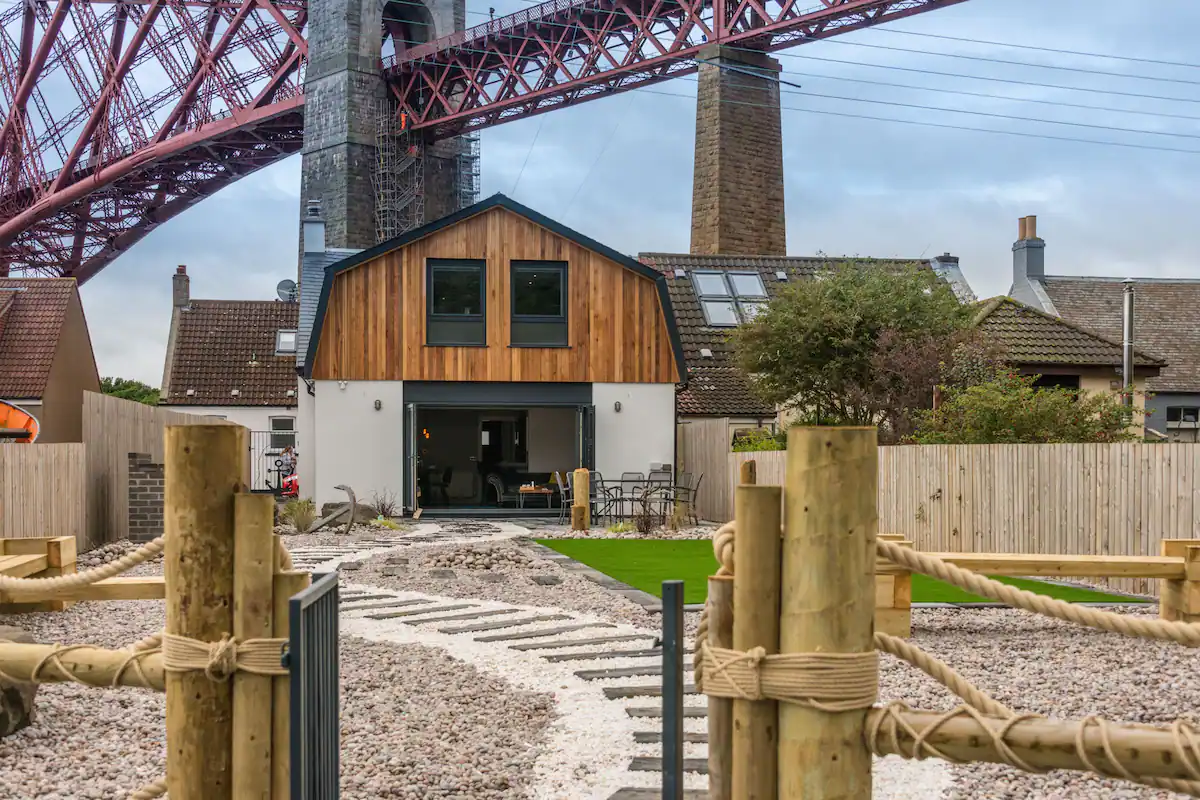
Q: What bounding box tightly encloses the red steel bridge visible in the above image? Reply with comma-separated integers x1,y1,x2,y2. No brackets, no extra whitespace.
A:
0,0,967,281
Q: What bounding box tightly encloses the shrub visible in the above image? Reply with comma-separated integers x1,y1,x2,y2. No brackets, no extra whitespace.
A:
281,498,317,531
371,490,399,518
731,428,785,452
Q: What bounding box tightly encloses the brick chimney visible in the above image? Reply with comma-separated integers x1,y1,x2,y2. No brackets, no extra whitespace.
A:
172,265,190,308
690,45,786,256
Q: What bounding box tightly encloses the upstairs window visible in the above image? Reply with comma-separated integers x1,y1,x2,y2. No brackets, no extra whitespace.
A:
269,416,296,449
511,261,568,346
691,271,768,326
275,330,297,355
1168,407,1200,424
428,259,486,346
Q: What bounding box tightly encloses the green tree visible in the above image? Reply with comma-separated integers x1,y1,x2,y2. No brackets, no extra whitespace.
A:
732,260,975,442
101,377,159,405
912,371,1137,444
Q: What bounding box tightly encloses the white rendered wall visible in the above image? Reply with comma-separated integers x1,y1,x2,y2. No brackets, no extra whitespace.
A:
592,383,676,480
312,381,405,509
296,383,316,501
527,406,577,473
164,405,292,431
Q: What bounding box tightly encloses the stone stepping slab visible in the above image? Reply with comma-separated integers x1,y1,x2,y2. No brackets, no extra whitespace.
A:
604,684,696,699
475,622,614,643
366,603,477,620
633,730,707,744
543,648,684,663
342,599,433,613
440,614,571,634
630,756,708,775
400,608,517,625
576,665,663,681
339,593,401,604
509,634,650,652
607,790,707,800
626,706,706,719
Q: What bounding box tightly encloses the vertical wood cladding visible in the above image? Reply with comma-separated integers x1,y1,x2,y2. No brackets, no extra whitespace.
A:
311,207,680,383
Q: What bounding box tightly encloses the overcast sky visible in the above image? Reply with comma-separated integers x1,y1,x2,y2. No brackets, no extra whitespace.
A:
78,0,1200,386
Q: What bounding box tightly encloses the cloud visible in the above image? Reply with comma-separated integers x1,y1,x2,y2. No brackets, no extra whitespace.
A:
77,0,1200,385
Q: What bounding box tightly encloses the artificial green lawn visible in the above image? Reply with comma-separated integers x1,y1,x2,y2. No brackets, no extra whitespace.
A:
537,538,1148,605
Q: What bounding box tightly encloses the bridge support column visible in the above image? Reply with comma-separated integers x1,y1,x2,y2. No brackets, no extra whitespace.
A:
298,0,384,254
690,44,787,256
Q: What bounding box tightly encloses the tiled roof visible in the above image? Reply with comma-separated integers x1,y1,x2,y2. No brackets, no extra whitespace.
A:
1040,278,1197,393
161,300,299,407
974,296,1164,368
640,253,960,416
0,278,76,399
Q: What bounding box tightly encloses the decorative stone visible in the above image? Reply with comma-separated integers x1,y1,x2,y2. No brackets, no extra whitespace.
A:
531,575,562,586
381,566,405,577
428,569,456,579
339,561,363,571
0,626,36,737
385,556,409,566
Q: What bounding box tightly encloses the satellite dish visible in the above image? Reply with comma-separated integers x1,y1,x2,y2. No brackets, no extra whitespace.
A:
276,279,298,302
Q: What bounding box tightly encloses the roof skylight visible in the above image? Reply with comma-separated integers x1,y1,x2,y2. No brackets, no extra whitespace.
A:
691,271,770,327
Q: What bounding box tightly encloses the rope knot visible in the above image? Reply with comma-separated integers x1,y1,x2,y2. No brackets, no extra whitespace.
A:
205,636,238,682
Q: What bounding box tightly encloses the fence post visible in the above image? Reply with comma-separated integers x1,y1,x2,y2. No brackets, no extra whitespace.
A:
1160,539,1200,622
661,580,685,800
707,575,734,800
779,427,876,799
732,483,782,800
739,459,756,485
273,563,311,799
572,468,590,531
233,493,276,799
876,534,912,638
165,423,246,800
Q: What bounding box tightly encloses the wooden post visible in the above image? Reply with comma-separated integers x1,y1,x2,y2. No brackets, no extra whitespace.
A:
572,468,590,531
707,575,734,800
732,484,782,800
44,537,76,612
779,427,876,800
875,535,912,638
233,493,276,800
165,424,246,800
1160,539,1200,622
739,459,757,485
273,569,311,800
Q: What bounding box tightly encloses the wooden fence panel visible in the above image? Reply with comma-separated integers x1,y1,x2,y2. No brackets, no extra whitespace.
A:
698,440,1200,596
82,392,230,547
678,418,737,523
0,444,86,544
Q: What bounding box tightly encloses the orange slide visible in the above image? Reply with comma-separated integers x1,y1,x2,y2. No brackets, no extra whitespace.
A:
0,400,39,443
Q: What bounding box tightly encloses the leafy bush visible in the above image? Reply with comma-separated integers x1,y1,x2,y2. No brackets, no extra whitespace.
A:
281,498,317,531
731,428,785,452
912,372,1138,444
607,521,635,533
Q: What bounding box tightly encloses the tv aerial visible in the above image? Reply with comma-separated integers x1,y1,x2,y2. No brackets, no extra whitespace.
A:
276,278,298,302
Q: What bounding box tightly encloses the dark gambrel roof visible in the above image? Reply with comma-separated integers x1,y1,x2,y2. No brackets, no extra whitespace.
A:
161,300,299,407
1040,277,1198,393
641,253,955,417
974,296,1164,368
303,193,688,382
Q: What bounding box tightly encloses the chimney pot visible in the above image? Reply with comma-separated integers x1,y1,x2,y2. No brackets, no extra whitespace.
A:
1026,215,1038,239
1018,217,1028,240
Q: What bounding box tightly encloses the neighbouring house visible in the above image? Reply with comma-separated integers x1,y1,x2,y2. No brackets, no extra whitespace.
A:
640,252,976,444
972,296,1164,420
158,265,300,490
298,193,686,513
1007,215,1196,440
0,278,100,442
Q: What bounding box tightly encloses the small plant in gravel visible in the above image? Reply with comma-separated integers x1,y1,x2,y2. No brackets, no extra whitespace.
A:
371,517,405,530
370,490,399,518
607,521,635,533
281,498,317,531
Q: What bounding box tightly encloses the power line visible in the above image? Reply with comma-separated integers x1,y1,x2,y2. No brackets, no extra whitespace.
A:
873,28,1200,71
509,113,546,194
637,80,1200,156
562,93,633,217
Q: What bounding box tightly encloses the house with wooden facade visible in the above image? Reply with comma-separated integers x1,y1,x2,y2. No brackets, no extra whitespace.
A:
299,194,686,512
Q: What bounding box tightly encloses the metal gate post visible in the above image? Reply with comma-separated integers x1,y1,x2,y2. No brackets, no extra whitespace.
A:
662,580,685,800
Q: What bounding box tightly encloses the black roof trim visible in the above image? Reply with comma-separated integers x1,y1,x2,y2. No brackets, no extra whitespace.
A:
303,193,688,383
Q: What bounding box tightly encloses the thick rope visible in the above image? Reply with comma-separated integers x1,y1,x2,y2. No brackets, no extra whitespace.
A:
877,539,1200,647
698,646,878,711
697,520,1200,796
129,780,167,799
0,537,164,594
160,632,288,680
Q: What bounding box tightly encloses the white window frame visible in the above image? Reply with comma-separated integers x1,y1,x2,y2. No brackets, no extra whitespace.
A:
269,416,296,449
275,329,298,355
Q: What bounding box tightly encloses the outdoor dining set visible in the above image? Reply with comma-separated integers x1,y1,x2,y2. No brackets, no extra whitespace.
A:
550,469,704,526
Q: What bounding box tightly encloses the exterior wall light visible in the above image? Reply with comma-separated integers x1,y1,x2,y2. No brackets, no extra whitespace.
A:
374,399,382,410
614,401,622,412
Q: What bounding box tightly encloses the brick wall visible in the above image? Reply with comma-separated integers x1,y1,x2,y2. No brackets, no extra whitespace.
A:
128,452,164,543
690,44,787,257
